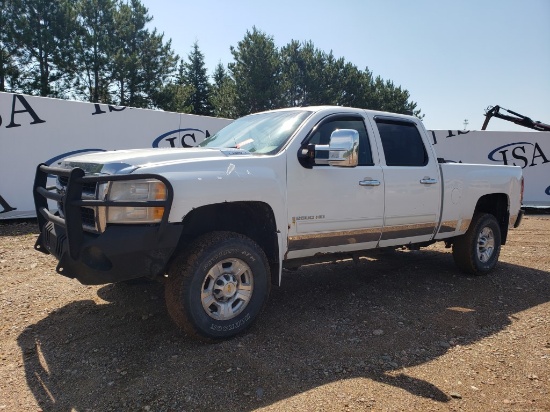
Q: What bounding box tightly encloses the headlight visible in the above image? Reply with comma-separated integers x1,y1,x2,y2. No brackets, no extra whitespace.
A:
104,179,167,224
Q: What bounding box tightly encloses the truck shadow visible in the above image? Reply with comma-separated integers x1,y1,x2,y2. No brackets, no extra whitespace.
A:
17,248,550,411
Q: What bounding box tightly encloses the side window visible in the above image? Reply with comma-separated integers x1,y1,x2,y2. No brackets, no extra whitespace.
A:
307,116,373,166
375,119,428,167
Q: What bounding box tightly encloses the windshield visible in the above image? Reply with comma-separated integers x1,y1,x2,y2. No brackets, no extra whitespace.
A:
199,110,312,154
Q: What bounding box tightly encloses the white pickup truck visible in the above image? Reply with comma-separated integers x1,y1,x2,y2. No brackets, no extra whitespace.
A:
34,106,524,340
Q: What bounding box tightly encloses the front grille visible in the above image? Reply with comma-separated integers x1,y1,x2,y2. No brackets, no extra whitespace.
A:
57,203,98,231
58,176,98,196
81,207,97,229
57,175,99,232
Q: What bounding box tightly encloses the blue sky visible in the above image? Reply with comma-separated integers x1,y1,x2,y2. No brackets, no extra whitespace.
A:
140,0,550,132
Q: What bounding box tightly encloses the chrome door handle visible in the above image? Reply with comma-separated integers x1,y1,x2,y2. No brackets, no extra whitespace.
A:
359,179,381,187
420,178,438,185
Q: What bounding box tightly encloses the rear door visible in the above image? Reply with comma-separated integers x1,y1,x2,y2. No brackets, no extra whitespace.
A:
371,116,441,247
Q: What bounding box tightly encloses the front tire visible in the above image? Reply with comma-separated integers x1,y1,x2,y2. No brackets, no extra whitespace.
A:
165,231,270,341
452,212,502,275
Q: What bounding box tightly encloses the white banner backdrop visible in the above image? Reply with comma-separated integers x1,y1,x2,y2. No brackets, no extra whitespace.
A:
428,129,550,207
2,93,548,220
0,92,231,219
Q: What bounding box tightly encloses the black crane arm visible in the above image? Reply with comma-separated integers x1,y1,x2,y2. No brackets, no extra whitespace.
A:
482,105,550,132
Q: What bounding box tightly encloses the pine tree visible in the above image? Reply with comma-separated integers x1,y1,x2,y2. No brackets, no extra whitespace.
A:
110,0,177,108
8,0,78,96
210,62,236,118
0,1,21,91
228,27,281,116
71,0,116,102
182,41,212,115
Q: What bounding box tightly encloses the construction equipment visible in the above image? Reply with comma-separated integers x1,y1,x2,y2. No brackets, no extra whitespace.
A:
482,105,550,132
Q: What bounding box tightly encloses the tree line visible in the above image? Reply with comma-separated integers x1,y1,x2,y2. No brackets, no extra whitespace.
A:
1,0,422,118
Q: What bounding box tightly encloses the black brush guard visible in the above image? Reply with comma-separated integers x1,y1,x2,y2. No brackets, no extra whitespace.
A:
33,164,182,284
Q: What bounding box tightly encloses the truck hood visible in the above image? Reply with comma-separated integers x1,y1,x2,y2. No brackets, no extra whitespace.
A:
57,147,252,174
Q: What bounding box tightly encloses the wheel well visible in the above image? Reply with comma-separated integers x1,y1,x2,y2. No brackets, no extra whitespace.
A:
176,202,280,285
474,193,510,244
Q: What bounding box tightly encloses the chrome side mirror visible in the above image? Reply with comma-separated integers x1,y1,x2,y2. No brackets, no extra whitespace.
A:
328,129,359,167
299,129,360,168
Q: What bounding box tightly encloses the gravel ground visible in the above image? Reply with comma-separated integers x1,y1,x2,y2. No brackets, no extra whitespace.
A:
0,216,549,411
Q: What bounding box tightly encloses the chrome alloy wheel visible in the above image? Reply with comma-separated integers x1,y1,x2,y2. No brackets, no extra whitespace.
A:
201,258,254,320
477,226,495,263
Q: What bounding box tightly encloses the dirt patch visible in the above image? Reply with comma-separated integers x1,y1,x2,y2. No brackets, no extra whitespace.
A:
1,217,549,411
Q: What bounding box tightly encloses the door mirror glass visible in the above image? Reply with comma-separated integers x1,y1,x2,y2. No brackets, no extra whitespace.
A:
328,129,359,167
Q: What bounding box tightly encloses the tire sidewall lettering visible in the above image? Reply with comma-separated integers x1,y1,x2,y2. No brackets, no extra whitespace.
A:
210,312,251,332
201,245,257,273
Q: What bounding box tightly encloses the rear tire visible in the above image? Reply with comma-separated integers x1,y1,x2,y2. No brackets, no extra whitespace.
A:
165,231,270,341
452,213,501,275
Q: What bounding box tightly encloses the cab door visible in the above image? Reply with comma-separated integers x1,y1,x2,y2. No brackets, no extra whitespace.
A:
371,116,441,247
285,113,384,259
